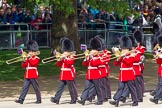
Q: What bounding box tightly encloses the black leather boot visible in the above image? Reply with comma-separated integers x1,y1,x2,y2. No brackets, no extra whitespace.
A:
35,100,41,104
94,101,103,105
120,97,126,103
77,100,85,105
150,98,158,104
50,97,59,104
109,100,119,107
70,100,76,104
15,99,24,104
150,91,156,96
131,101,138,106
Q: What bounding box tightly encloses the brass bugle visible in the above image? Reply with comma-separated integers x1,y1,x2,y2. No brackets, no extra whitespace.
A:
6,51,40,65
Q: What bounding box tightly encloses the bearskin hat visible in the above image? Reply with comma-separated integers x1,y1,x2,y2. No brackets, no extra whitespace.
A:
26,40,39,52
157,36,162,47
128,36,137,47
120,36,132,50
90,37,102,51
94,35,106,50
133,30,144,44
60,37,74,52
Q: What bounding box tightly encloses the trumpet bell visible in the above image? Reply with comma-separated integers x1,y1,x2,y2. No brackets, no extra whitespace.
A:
111,47,121,58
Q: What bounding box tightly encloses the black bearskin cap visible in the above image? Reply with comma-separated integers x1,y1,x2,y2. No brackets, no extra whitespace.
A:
90,37,102,51
128,36,137,47
94,35,106,50
133,30,144,44
152,22,160,34
120,36,132,49
60,37,74,52
158,36,162,47
27,40,39,52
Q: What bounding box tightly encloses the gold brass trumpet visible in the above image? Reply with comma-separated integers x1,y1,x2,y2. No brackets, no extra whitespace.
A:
6,51,40,65
110,47,121,60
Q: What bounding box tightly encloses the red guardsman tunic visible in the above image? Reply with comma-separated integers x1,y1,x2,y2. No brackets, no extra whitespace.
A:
135,45,145,71
114,54,135,81
21,56,39,79
82,55,102,80
98,50,111,77
56,56,75,80
133,50,142,76
156,56,162,77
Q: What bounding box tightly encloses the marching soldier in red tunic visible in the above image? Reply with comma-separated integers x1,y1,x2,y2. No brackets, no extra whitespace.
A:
77,37,104,105
50,37,78,104
15,40,41,104
120,36,143,103
85,36,112,102
95,35,112,101
109,36,138,107
133,30,145,96
150,36,162,104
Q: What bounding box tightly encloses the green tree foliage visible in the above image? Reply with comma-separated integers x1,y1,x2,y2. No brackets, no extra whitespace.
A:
86,0,141,19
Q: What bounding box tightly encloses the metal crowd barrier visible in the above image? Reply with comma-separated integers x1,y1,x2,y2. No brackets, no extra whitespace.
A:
0,23,51,49
0,22,153,52
78,21,153,51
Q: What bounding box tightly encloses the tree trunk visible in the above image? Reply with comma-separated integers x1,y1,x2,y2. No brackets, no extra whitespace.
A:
51,0,80,53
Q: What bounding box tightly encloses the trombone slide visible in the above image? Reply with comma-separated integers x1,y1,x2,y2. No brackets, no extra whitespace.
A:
6,51,40,65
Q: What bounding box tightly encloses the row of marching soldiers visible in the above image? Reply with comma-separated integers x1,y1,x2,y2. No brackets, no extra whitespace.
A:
14,30,162,107
14,31,145,106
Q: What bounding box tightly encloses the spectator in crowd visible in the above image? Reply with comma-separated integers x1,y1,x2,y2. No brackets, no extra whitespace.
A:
4,6,19,30
30,12,44,30
0,7,7,30
43,7,52,28
43,12,52,29
1,0,10,11
17,7,25,23
4,6,19,24
39,5,45,19
44,7,52,18
0,7,5,23
21,10,32,30
23,10,32,23
142,5,149,19
86,13,96,29
153,6,162,29
95,9,107,28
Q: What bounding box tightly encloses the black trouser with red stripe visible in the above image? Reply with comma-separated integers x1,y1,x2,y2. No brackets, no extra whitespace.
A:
113,80,138,102
121,76,143,101
53,80,78,101
80,79,103,102
19,78,41,101
154,76,162,100
87,77,111,99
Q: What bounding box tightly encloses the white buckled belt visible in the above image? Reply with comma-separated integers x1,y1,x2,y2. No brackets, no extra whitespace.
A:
26,67,37,69
88,67,98,69
61,68,71,71
133,63,139,65
98,65,106,68
120,68,133,71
